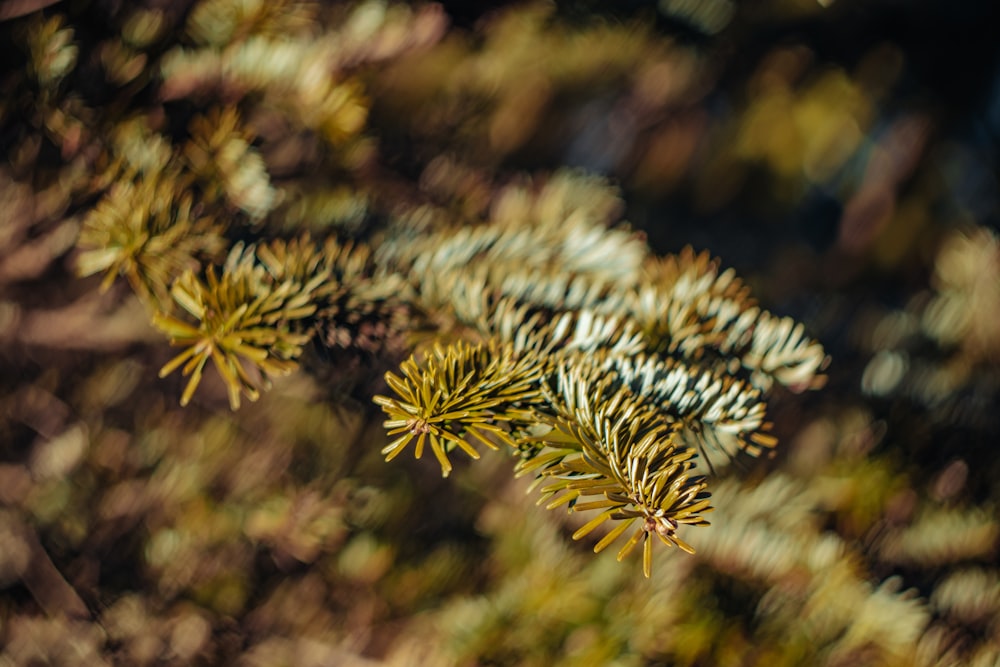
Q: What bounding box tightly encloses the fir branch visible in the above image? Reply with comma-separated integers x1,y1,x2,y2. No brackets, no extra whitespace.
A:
493,270,624,315
297,235,412,355
274,183,369,235
153,245,315,408
184,107,279,220
252,234,345,297
105,117,176,179
374,340,543,477
604,353,775,467
525,365,712,577
627,246,754,358
75,173,226,308
25,14,77,89
384,170,646,289
931,567,1000,626
185,0,318,47
373,172,827,573
878,506,1000,568
717,308,830,392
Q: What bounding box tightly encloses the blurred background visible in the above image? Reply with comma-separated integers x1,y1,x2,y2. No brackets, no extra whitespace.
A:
1,0,1000,665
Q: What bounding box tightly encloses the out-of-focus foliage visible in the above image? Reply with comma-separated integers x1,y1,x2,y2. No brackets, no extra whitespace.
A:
862,226,1000,417
2,0,1000,665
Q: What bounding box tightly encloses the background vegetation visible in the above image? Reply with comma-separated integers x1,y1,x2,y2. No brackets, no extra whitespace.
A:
1,0,999,665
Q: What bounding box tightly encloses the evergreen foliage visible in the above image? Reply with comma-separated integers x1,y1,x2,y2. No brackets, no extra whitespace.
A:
2,0,1000,665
